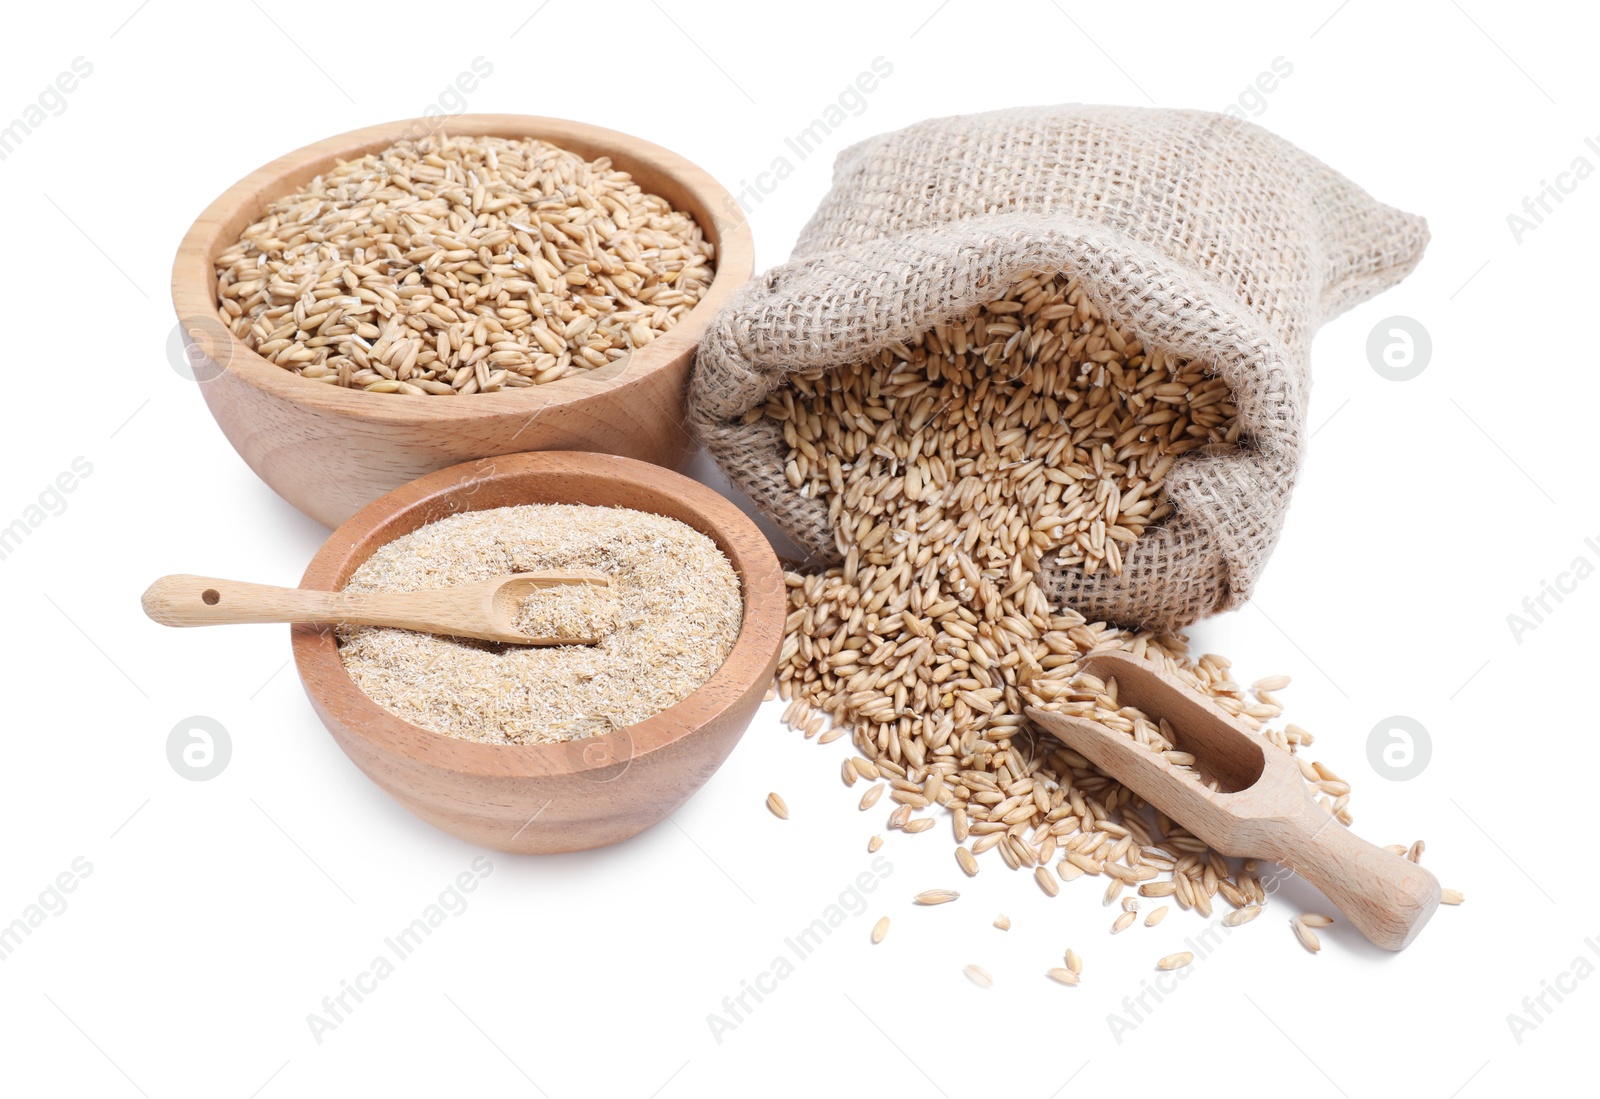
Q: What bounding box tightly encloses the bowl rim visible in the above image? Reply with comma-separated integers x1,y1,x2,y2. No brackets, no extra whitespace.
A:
171,114,753,425
291,452,786,779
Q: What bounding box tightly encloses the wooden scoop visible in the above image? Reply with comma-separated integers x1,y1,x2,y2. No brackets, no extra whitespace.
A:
1026,650,1439,951
141,572,610,645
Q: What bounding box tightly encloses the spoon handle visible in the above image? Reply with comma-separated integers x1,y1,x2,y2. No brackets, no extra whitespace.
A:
1266,798,1442,951
142,572,602,644
140,573,510,636
142,574,396,630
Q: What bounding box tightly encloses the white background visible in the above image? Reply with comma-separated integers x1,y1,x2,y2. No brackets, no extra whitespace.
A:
2,1,1594,1095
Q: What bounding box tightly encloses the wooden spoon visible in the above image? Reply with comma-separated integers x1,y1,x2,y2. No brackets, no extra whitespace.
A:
1025,650,1439,951
141,571,610,645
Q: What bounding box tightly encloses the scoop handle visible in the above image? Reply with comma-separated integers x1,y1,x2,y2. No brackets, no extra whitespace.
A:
139,574,493,636
1267,798,1441,950
141,575,349,628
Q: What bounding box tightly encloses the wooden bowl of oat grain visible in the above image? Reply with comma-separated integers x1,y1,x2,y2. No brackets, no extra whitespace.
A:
172,115,753,528
291,452,786,854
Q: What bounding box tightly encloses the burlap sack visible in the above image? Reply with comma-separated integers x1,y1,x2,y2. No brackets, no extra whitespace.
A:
689,105,1428,630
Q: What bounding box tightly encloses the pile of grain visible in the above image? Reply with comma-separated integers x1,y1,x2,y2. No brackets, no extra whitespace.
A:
216,134,714,395
513,582,621,642
772,272,1370,928
792,635,1319,918
338,504,741,743
764,271,1237,577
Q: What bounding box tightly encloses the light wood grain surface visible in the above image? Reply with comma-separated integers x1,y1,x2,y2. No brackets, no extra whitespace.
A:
1029,650,1441,950
142,571,608,645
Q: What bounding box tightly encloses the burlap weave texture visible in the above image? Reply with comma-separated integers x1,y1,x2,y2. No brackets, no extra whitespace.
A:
690,105,1428,629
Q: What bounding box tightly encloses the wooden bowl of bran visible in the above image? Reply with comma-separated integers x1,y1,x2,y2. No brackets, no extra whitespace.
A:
292,452,785,853
171,115,753,528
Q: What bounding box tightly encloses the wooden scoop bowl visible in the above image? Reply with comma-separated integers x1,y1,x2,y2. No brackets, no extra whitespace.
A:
1026,650,1440,951
141,571,609,645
